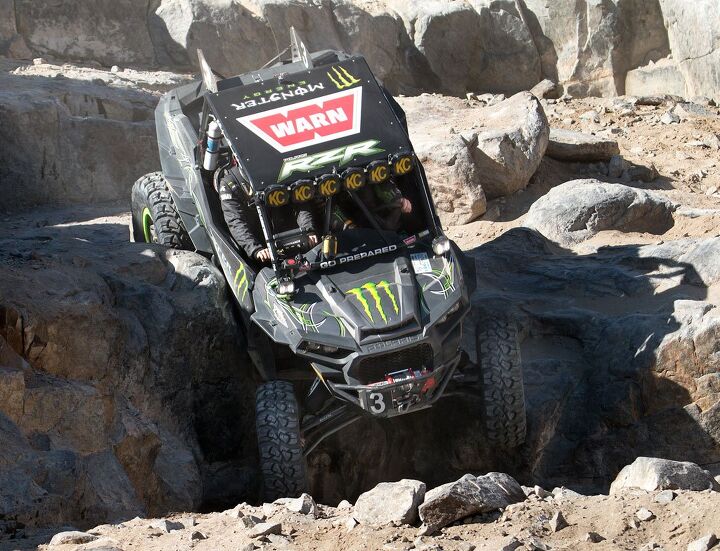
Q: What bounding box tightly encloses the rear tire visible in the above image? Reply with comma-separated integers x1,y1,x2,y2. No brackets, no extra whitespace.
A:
255,381,307,501
476,316,526,449
131,172,191,249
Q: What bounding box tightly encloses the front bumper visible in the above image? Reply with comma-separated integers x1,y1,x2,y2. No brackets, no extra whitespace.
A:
321,353,461,418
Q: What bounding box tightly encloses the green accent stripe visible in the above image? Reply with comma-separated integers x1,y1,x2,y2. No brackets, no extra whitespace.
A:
141,207,153,243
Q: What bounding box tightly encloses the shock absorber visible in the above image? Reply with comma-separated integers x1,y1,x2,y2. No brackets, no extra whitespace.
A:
203,121,222,171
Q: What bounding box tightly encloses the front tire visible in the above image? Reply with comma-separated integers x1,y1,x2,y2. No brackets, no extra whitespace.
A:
255,381,307,501
476,316,527,449
130,172,191,249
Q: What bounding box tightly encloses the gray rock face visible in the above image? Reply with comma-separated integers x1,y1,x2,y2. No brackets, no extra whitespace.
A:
610,457,720,494
659,0,720,101
524,180,675,245
546,129,620,162
0,211,255,527
2,1,715,99
0,62,191,210
353,479,425,527
418,473,525,533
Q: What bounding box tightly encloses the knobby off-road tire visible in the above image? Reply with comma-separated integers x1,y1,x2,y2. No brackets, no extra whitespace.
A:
476,316,527,449
255,381,308,501
131,172,192,249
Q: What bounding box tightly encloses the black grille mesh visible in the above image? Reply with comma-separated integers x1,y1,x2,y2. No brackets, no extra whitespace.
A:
351,344,433,384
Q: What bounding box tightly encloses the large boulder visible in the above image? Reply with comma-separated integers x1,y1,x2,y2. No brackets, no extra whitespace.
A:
523,179,675,246
626,57,688,99
0,213,254,526
546,129,620,162
395,1,541,96
418,473,525,534
404,92,548,226
0,61,190,210
353,479,425,526
610,457,720,494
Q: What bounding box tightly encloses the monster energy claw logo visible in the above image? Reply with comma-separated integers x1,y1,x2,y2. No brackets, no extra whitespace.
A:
346,281,399,324
327,66,361,89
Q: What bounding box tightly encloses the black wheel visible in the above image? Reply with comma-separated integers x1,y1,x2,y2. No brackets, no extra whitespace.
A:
476,315,526,449
255,381,307,500
130,172,192,249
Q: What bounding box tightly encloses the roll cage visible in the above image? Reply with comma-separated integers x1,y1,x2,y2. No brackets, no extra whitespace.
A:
191,43,444,286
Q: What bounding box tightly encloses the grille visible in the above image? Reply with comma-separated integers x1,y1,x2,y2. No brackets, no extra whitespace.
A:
351,344,434,384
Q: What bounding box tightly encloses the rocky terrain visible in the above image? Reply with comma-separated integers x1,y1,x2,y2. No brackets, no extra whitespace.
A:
13,457,720,550
1,1,720,549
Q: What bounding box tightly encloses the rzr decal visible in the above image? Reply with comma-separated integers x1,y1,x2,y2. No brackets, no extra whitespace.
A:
237,87,362,153
345,281,399,324
278,139,384,182
327,66,361,90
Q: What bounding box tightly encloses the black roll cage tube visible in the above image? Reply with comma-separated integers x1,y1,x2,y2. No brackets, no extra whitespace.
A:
199,93,443,282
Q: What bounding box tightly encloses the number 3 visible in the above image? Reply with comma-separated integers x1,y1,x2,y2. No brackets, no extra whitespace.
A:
369,392,386,413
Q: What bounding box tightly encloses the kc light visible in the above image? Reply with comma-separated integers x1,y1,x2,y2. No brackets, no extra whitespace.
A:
342,167,366,191
366,160,390,184
390,152,414,176
265,185,290,207
290,179,315,203
316,173,341,197
432,235,451,255
277,279,295,295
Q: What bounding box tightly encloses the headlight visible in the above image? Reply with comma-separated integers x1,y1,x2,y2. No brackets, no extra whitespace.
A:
277,280,295,295
432,236,451,255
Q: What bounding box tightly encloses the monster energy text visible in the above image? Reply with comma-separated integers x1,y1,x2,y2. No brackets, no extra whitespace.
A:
231,81,326,111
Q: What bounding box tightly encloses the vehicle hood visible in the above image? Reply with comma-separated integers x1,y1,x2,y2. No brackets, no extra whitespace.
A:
251,244,463,350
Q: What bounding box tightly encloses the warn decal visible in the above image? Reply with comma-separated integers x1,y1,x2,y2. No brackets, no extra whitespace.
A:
236,88,363,154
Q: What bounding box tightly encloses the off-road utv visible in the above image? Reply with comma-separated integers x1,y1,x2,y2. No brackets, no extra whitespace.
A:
130,31,525,499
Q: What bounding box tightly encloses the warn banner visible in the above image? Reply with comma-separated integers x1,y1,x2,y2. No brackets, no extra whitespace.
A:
206,56,412,189
236,88,362,153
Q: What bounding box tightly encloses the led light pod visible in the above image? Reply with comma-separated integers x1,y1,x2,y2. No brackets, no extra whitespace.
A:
342,167,366,191
366,160,390,184
265,185,290,207
432,235,451,255
290,179,315,203
390,152,414,176
316,174,341,197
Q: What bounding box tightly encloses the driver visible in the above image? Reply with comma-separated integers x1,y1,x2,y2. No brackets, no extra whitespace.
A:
331,177,413,233
218,168,318,263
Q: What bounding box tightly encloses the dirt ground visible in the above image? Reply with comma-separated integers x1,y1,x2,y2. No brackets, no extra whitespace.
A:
446,97,720,252
3,488,712,551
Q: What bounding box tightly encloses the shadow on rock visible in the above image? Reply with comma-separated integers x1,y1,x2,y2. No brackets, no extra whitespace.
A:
0,218,257,527
308,228,720,501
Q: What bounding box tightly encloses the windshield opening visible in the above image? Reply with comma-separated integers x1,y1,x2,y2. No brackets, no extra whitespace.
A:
257,168,434,272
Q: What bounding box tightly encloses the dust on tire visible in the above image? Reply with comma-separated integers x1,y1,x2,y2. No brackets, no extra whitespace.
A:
255,380,308,501
476,316,527,449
